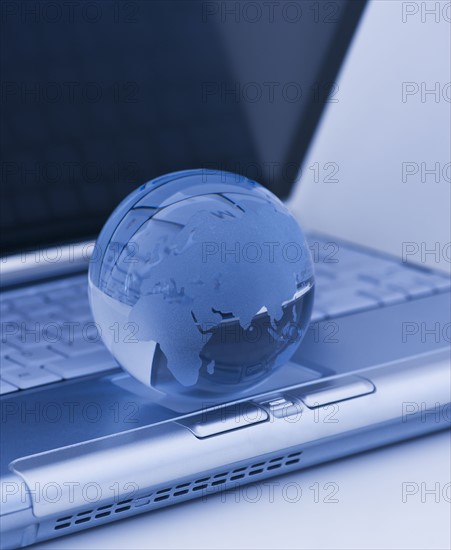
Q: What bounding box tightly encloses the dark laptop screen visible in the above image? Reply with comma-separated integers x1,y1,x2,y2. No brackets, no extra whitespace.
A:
0,0,366,254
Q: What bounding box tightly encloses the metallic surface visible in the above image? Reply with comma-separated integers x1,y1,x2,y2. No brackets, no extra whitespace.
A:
1,248,450,549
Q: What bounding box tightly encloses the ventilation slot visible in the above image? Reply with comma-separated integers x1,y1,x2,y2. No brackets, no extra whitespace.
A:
52,500,135,531
53,450,302,531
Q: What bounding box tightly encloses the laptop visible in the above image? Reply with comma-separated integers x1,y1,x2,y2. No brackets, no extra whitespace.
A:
1,1,450,548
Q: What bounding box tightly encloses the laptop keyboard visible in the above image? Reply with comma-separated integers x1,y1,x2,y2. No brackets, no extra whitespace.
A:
1,236,450,395
310,236,450,321
0,276,117,395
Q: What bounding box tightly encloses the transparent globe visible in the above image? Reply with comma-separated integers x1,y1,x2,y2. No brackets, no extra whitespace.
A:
88,169,314,403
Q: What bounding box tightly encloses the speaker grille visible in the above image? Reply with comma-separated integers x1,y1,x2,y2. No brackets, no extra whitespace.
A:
53,451,302,531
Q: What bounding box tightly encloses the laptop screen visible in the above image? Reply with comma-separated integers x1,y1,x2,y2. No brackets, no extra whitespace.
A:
0,0,366,255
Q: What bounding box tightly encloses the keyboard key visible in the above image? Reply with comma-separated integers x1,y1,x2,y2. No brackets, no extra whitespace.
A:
314,266,336,281
50,338,104,357
1,356,21,372
0,300,13,315
373,267,435,297
0,379,19,395
9,334,47,349
319,290,378,318
2,366,62,389
0,342,20,356
26,304,64,319
41,320,73,342
7,347,66,368
386,280,432,299
359,288,406,306
41,322,98,344
45,286,80,302
316,274,379,296
45,349,118,379
1,314,23,325
332,249,388,272
427,273,451,292
13,295,48,310
356,273,381,285
62,305,93,321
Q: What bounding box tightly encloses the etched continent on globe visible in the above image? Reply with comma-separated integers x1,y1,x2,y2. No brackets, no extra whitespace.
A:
88,169,314,401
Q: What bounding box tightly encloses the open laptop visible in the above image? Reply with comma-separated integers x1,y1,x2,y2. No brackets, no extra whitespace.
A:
1,1,450,548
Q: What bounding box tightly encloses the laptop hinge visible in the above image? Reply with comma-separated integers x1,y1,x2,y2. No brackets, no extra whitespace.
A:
0,241,94,288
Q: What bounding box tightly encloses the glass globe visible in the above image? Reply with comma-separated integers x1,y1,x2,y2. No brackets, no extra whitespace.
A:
88,169,314,403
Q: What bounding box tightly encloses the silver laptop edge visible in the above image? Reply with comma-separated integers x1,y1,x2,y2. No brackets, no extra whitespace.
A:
1,237,450,548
